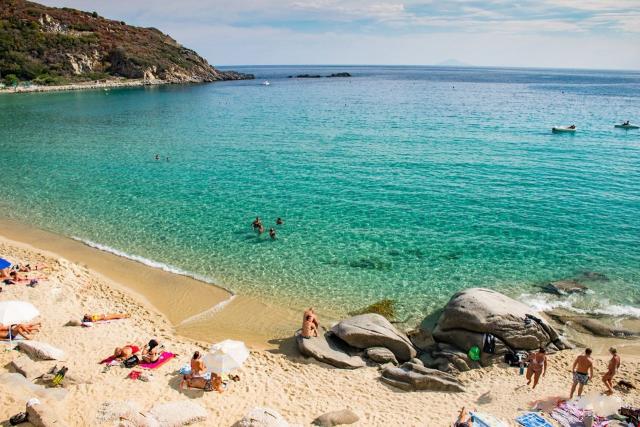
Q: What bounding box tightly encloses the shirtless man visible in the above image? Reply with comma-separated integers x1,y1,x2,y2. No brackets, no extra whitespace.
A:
526,348,547,389
570,348,593,399
303,307,319,329
602,347,620,395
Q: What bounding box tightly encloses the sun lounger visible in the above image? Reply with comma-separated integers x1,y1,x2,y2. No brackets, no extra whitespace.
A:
516,412,554,427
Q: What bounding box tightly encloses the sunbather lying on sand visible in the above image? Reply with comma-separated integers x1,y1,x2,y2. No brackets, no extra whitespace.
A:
141,339,161,363
82,313,129,322
454,407,473,427
113,345,140,360
181,373,224,392
3,271,41,285
1,322,41,340
13,263,46,272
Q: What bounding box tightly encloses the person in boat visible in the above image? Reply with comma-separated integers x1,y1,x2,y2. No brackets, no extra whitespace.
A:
269,228,276,240
525,348,547,389
568,124,576,129
623,120,630,126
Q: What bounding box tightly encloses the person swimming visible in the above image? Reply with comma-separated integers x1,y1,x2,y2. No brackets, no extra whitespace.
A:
252,217,262,230
276,217,284,225
269,228,276,239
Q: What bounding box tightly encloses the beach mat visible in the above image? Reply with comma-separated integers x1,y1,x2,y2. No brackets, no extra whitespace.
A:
516,412,554,427
471,411,509,427
139,352,175,369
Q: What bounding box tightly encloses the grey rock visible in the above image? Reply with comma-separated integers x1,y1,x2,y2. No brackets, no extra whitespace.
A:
296,331,365,369
545,280,588,295
312,409,359,426
406,328,434,352
26,401,68,427
380,362,465,392
433,288,561,351
11,355,47,381
409,358,423,366
331,314,417,362
365,347,398,365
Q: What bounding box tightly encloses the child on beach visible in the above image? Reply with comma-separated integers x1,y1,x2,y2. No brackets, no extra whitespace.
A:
570,348,593,399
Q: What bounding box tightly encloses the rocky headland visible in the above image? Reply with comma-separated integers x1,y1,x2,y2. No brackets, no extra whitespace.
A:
0,0,253,91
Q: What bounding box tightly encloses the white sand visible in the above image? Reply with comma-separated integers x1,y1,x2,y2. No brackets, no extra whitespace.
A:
1,235,639,426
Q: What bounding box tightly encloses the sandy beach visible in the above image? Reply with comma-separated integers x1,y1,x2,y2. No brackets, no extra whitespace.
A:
1,226,639,426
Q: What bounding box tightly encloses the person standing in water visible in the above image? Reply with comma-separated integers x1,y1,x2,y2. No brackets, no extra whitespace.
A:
252,217,262,230
525,348,547,389
570,348,593,399
276,217,284,225
602,347,620,395
269,228,276,239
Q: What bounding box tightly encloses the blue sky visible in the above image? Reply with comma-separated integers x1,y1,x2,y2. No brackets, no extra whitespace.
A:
41,0,640,69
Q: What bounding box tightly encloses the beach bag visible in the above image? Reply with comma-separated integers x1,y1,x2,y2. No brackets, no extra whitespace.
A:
504,352,518,366
123,355,139,368
483,333,496,354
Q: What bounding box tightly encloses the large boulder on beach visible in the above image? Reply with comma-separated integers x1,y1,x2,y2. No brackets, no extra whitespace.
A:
296,331,365,369
544,280,588,295
380,362,464,392
432,288,563,351
331,314,416,362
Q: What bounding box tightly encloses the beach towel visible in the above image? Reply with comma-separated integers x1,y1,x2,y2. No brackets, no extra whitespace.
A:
138,352,175,370
551,402,610,427
516,412,554,427
471,411,508,427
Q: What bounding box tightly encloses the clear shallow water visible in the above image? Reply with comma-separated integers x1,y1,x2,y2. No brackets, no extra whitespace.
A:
1,66,639,321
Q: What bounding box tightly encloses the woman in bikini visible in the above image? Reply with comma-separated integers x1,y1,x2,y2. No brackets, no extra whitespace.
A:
113,344,140,360
141,339,161,363
82,313,129,323
1,322,41,340
526,348,547,389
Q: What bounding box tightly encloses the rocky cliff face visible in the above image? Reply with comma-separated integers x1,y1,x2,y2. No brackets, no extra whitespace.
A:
0,0,253,84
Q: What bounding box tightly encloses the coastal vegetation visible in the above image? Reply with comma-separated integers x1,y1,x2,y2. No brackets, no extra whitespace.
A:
0,0,252,86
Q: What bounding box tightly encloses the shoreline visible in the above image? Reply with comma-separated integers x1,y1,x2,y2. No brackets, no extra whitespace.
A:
0,78,162,94
0,232,639,425
0,218,312,350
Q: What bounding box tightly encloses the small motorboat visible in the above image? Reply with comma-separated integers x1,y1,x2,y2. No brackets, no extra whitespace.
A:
552,126,576,133
262,80,270,86
614,123,639,129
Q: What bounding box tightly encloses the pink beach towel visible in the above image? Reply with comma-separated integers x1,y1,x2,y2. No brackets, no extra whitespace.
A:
138,352,175,369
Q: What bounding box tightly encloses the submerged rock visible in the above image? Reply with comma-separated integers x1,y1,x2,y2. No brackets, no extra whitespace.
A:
331,314,417,362
295,331,365,369
544,280,588,295
380,362,465,392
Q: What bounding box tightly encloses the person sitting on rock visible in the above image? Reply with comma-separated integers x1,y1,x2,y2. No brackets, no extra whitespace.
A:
303,307,319,329
301,314,318,339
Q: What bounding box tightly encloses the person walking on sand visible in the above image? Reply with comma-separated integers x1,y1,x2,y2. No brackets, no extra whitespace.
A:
570,348,593,399
602,347,620,395
526,348,547,389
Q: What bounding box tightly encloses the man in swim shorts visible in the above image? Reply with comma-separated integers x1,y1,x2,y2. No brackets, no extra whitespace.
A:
570,348,593,399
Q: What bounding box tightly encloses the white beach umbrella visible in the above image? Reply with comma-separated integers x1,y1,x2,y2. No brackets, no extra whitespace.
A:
0,301,39,325
203,339,250,374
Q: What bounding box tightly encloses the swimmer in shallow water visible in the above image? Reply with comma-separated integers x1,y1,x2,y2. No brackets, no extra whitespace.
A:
276,217,283,225
269,228,276,239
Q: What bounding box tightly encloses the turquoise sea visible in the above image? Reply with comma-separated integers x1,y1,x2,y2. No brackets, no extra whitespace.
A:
1,66,639,321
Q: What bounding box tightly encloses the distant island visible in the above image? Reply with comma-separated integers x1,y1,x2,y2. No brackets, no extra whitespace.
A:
289,72,352,78
0,0,253,91
436,59,471,67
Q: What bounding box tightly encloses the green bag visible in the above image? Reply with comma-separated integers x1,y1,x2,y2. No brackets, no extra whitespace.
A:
468,345,481,361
